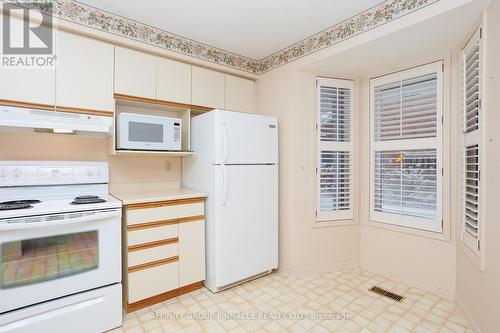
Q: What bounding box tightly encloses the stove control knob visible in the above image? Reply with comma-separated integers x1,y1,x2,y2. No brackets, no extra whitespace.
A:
0,168,7,178
12,168,22,178
86,169,94,176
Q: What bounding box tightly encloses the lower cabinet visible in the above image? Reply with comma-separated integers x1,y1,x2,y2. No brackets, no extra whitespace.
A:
179,221,205,286
123,197,205,312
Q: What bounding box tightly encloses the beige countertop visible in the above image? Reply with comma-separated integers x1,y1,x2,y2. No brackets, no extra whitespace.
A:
110,182,207,205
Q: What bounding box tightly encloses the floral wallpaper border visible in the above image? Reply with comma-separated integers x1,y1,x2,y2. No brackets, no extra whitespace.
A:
12,0,439,74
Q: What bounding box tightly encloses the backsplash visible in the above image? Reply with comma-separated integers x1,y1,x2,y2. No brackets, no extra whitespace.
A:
0,132,181,184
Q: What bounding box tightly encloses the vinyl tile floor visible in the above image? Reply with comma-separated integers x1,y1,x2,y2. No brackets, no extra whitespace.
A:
108,269,473,333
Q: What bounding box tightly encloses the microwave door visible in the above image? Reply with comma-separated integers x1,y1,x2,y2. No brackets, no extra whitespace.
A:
117,113,181,151
131,121,166,150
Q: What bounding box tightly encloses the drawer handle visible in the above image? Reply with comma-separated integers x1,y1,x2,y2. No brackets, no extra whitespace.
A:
128,219,178,231
128,238,178,252
128,256,179,273
126,197,205,210
128,215,204,231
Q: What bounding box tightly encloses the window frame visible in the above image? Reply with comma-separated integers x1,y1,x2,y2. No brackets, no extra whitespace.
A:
316,77,355,222
369,62,444,233
461,27,483,257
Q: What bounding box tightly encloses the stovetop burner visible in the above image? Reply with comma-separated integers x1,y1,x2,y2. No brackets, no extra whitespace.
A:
71,195,107,205
0,200,41,205
0,203,34,211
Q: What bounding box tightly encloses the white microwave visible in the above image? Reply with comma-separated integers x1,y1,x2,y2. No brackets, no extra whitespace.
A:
117,113,181,151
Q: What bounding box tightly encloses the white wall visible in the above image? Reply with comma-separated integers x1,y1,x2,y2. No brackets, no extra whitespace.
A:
456,2,500,332
256,66,360,271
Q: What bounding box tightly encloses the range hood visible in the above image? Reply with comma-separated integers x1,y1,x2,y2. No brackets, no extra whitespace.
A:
0,105,113,137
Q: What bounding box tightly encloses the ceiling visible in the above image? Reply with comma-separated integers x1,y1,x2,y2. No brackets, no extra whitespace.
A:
303,0,484,78
77,0,384,60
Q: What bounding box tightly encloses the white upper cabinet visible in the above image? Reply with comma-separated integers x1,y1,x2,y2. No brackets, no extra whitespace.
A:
225,75,255,113
191,66,225,109
0,16,55,107
157,58,191,105
56,31,114,112
115,46,156,100
0,68,55,107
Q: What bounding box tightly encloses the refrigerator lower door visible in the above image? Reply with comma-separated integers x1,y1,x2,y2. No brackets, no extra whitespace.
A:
213,164,278,289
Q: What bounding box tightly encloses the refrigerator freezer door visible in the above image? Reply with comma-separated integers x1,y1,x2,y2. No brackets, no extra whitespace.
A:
213,164,278,288
214,111,278,165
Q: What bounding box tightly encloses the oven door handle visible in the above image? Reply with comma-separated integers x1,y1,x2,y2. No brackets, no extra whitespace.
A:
0,210,120,231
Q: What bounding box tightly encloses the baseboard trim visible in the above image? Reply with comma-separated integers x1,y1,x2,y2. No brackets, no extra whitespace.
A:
456,292,482,333
278,262,360,276
362,263,455,300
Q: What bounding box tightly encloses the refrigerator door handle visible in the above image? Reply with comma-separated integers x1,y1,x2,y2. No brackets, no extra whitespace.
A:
222,165,228,206
221,121,228,164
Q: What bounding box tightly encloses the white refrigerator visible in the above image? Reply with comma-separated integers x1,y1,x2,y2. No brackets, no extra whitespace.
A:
182,110,278,292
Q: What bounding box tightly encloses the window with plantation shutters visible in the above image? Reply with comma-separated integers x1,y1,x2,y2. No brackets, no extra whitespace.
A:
370,62,443,232
462,28,482,255
316,78,354,222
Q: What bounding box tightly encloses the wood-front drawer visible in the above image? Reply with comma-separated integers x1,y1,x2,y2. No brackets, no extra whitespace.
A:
128,259,179,303
126,204,178,226
127,223,178,246
128,240,178,267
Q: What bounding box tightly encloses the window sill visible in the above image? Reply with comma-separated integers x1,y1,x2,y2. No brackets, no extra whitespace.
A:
313,219,357,228
364,219,450,242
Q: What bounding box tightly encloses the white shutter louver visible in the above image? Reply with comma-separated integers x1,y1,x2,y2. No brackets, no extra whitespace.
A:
374,73,437,141
370,62,443,233
464,38,480,133
319,151,350,212
320,86,351,142
462,28,482,255
374,149,437,219
317,78,354,222
464,145,479,238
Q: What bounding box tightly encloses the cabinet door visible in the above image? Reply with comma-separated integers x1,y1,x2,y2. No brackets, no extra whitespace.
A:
0,15,55,107
56,31,114,112
225,75,254,113
192,66,225,109
179,220,205,286
157,58,191,104
115,46,156,100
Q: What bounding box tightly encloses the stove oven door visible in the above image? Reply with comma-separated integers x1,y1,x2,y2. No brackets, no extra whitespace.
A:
0,209,121,314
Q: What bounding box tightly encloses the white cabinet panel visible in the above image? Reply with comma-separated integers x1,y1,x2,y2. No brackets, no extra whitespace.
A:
179,220,205,286
126,205,177,225
0,68,55,106
0,15,55,107
192,66,225,109
178,202,204,218
115,46,156,99
128,243,178,267
225,75,254,113
128,262,179,303
157,58,191,104
56,31,114,112
127,224,178,246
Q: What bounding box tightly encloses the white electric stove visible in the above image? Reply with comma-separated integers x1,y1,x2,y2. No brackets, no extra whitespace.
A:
0,161,123,333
